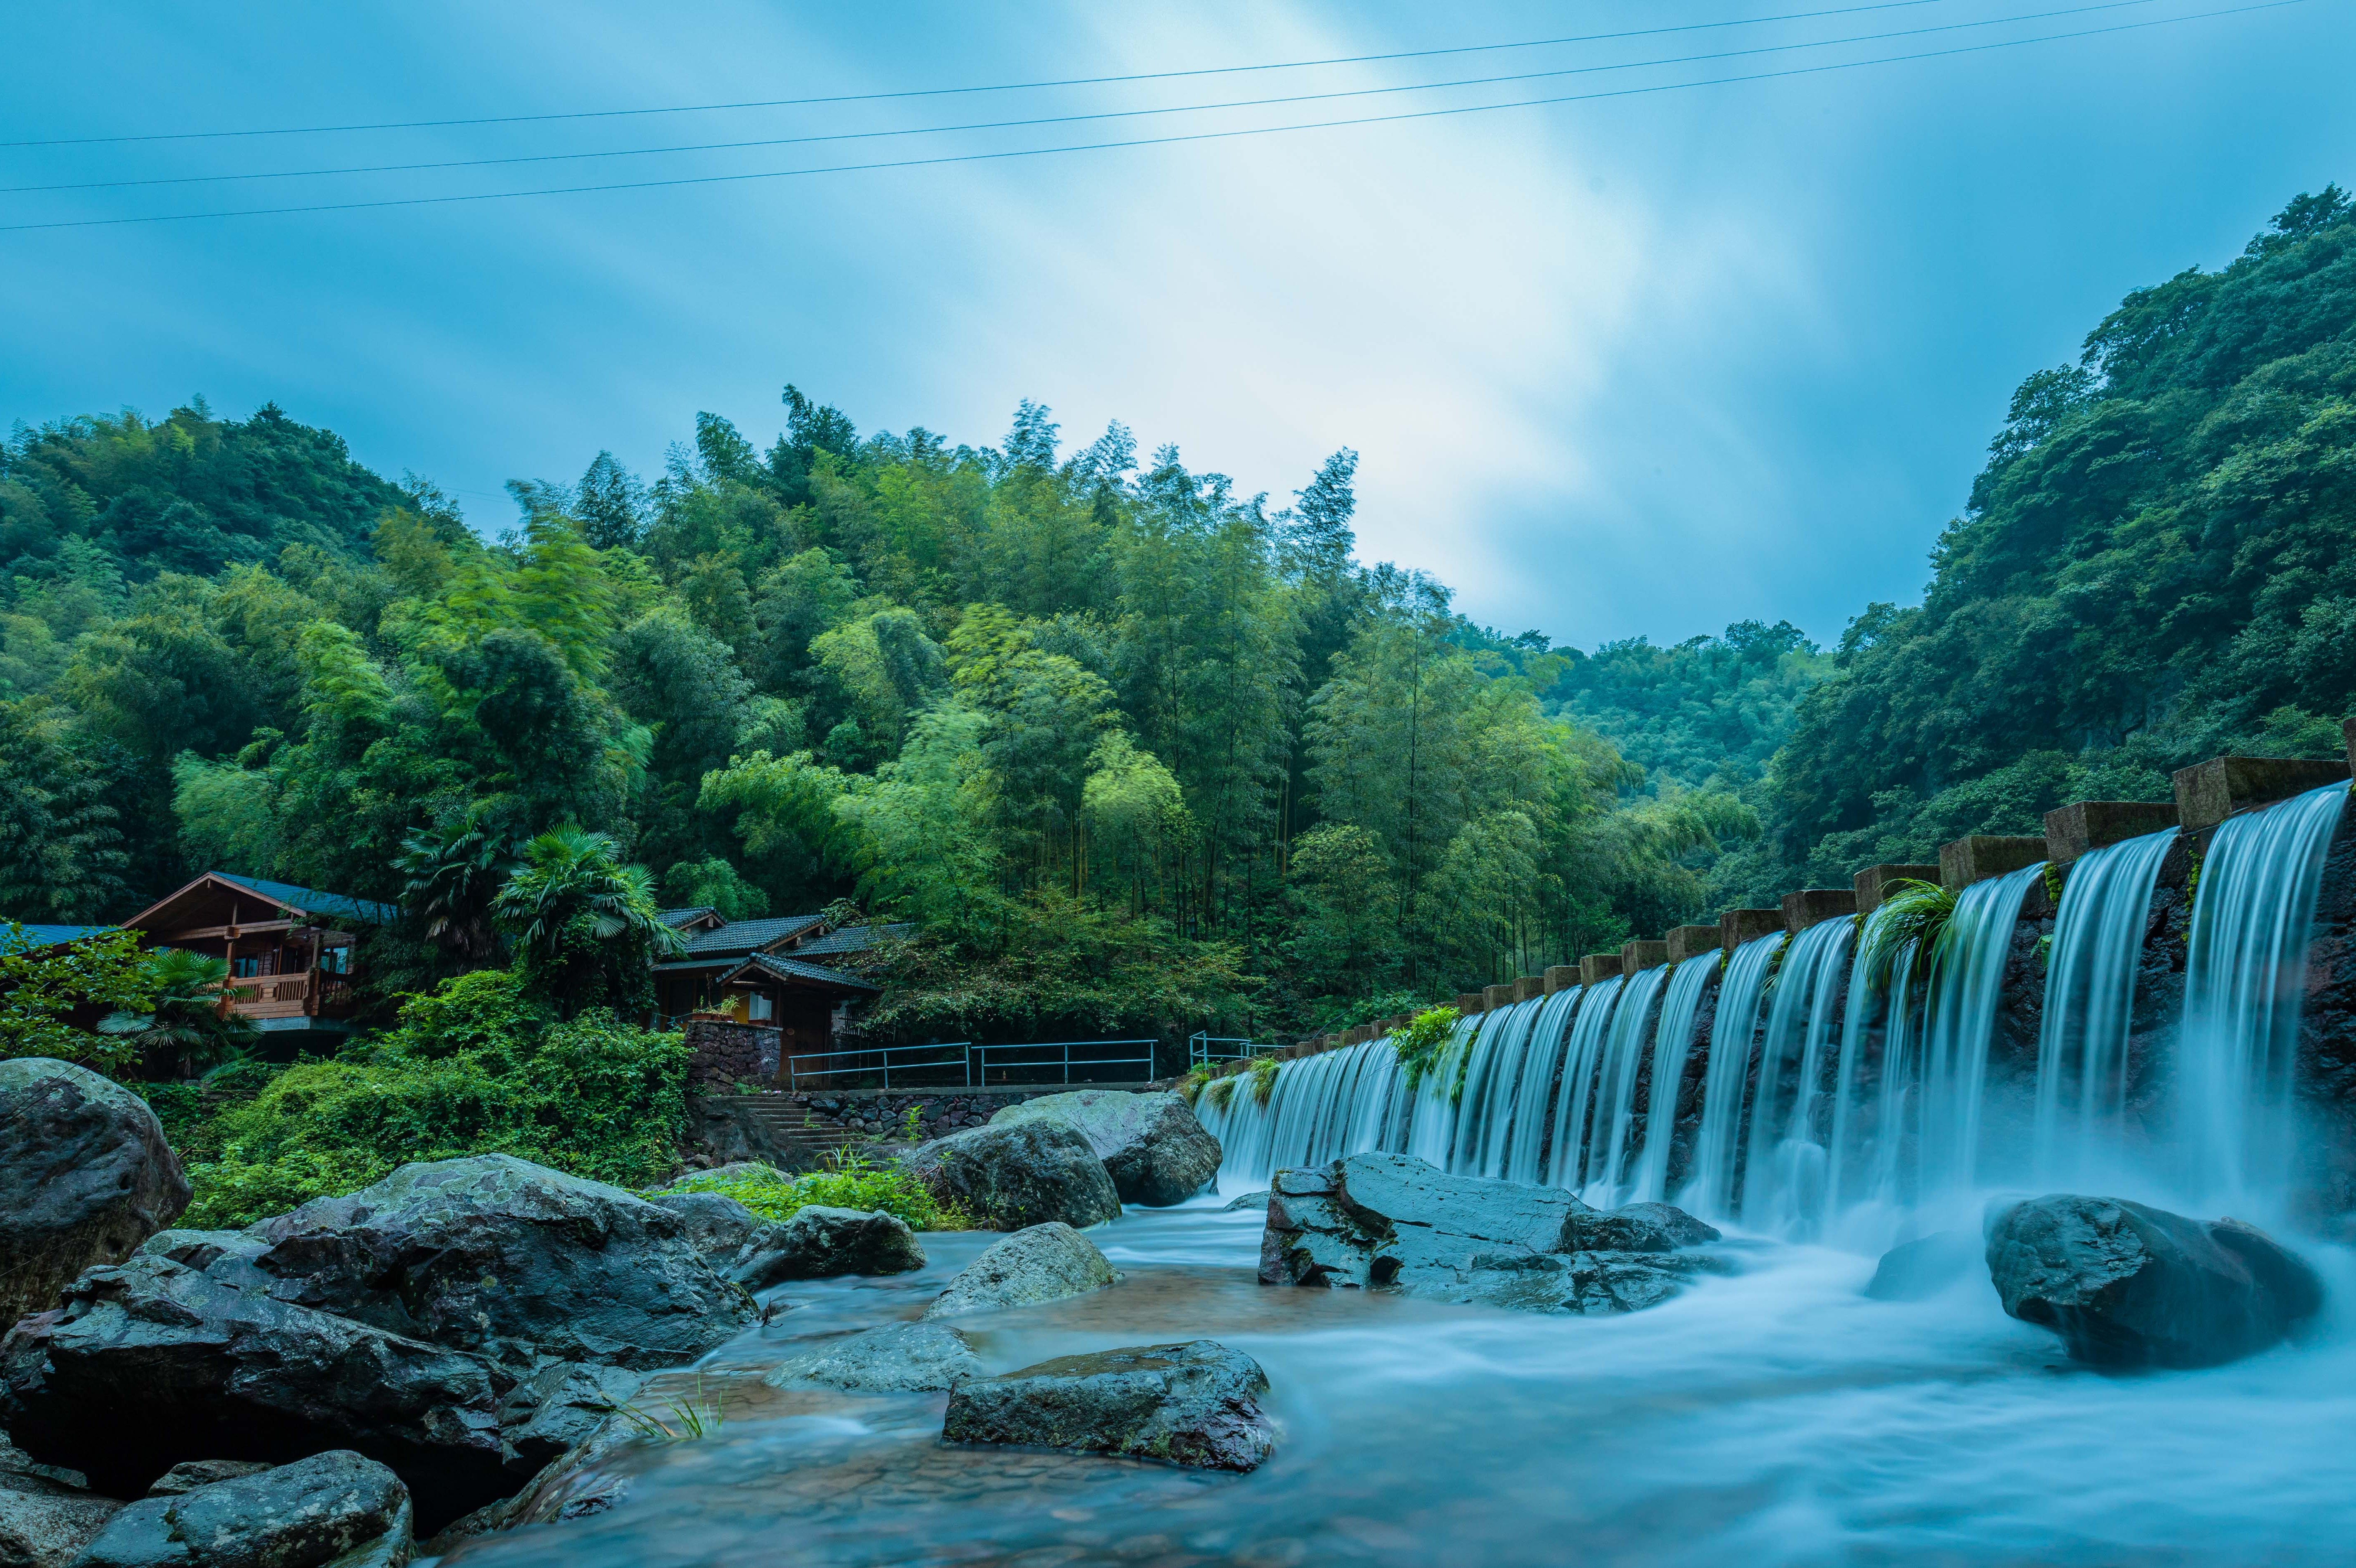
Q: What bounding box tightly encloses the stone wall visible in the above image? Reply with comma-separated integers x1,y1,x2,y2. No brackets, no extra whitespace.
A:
685,1019,781,1093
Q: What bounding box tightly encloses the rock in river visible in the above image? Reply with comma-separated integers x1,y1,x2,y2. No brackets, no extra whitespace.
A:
944,1339,1276,1472
0,1058,191,1327
990,1091,1223,1206
763,1321,983,1393
1986,1194,2324,1367
732,1205,926,1290
922,1222,1122,1319
1260,1152,1727,1315
70,1449,411,1568
904,1121,1120,1231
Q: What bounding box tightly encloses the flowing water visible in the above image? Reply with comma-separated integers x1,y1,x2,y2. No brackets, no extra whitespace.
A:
1739,919,1856,1238
1504,987,1583,1185
1910,863,2044,1230
1631,952,1720,1203
428,1201,2356,1568
1546,974,1624,1190
1683,933,1786,1221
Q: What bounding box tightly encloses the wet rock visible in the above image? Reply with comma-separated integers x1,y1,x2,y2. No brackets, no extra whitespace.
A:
71,1449,411,1568
762,1321,983,1393
989,1091,1223,1206
0,1242,506,1532
645,1189,765,1268
0,1453,120,1568
922,1222,1122,1320
144,1460,275,1497
495,1360,645,1475
244,1154,756,1371
1260,1152,1728,1316
1222,1191,1271,1213
1865,1230,1982,1301
1987,1194,2324,1367
904,1122,1119,1231
0,1058,191,1326
731,1206,925,1290
943,1339,1276,1472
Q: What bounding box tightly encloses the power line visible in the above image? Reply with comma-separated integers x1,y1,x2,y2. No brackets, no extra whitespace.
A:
0,2,1958,150
0,0,2174,197
0,0,2312,235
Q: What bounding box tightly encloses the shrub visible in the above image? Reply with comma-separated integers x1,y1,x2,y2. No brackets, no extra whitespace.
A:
1249,1053,1278,1106
1391,1006,1461,1093
661,1150,973,1231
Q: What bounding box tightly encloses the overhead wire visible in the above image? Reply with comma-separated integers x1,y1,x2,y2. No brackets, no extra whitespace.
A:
0,0,2317,235
0,0,1961,149
0,0,2183,197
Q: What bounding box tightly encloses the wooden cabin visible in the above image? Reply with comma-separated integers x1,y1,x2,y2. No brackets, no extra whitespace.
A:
649,909,906,1073
122,872,395,1042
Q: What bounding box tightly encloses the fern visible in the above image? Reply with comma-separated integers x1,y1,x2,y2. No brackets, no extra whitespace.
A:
1249,1053,1279,1105
1392,1006,1460,1094
1859,879,1955,994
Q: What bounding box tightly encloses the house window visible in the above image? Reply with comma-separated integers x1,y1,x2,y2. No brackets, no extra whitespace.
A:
232,954,264,978
748,991,774,1022
319,946,352,975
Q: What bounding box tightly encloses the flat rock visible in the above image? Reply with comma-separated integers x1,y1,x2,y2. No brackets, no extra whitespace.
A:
990,1092,1223,1206
0,1058,190,1326
70,1449,411,1568
1221,1191,1270,1213
904,1122,1120,1232
1987,1194,2324,1367
922,1222,1122,1320
732,1206,925,1290
0,1466,120,1568
1260,1153,1727,1315
244,1154,756,1371
144,1460,276,1497
944,1339,1276,1472
762,1321,983,1393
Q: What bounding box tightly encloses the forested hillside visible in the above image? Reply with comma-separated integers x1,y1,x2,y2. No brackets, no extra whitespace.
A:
0,394,1756,1042
1756,184,2356,891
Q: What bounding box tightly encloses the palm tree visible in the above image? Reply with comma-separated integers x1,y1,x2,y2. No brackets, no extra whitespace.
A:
396,806,520,966
494,827,685,1015
98,948,260,1077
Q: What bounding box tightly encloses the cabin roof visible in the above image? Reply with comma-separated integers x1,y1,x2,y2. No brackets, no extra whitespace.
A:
718,951,882,994
788,923,915,957
124,872,395,936
680,913,827,956
1,923,116,955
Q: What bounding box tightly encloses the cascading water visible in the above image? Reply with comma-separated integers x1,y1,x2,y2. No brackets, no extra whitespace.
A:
1821,906,1897,1235
1581,964,1671,1203
1503,986,1583,1185
1630,952,1720,1201
1405,1013,1483,1170
1544,974,1623,1188
1912,862,2044,1220
1454,998,1541,1178
2030,827,2177,1186
1196,1036,1407,1188
2179,780,2351,1208
1682,932,1784,1221
1739,917,1856,1236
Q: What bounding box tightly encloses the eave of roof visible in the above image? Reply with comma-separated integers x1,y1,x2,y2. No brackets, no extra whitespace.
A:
719,951,882,993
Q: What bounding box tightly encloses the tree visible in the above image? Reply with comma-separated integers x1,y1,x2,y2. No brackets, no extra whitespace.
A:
395,804,521,967
0,925,155,1071
493,828,684,1016
96,947,260,1077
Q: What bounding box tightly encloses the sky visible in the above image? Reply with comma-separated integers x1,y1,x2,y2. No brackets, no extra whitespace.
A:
2,0,2351,651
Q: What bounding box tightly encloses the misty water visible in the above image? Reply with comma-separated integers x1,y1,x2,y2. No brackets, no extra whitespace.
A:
432,1194,2356,1568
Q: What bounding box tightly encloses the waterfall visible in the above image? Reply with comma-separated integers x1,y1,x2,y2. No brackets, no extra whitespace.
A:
1504,987,1583,1185
1822,908,1893,1231
1582,964,1672,1203
1631,952,1721,1201
1914,862,2044,1215
2031,827,2177,1185
1455,998,1542,1178
2180,780,2350,1207
1739,917,1856,1236
1545,974,1624,1188
1405,1013,1483,1169
1681,932,1785,1220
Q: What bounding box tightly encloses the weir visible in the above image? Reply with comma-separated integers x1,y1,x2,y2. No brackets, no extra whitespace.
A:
1195,753,2356,1247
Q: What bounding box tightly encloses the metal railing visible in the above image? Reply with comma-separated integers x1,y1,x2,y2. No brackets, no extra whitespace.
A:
970,1039,1158,1086
787,1041,973,1091
1188,1032,1276,1067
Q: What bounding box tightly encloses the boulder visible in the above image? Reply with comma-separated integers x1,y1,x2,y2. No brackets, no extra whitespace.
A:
1260,1153,1727,1315
731,1206,925,1291
1986,1194,2324,1368
0,1450,120,1568
494,1360,645,1475
903,1121,1119,1231
761,1321,983,1393
644,1190,766,1268
144,1461,274,1497
989,1091,1222,1206
0,1239,506,1532
241,1154,756,1370
0,1059,191,1326
1865,1230,1982,1301
1221,1191,1271,1213
69,1450,411,1568
922,1223,1122,1320
943,1340,1276,1472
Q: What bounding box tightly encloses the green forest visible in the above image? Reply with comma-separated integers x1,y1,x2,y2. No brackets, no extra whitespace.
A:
5,185,2354,1050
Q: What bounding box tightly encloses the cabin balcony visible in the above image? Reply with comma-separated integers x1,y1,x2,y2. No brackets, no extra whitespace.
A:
219,971,361,1021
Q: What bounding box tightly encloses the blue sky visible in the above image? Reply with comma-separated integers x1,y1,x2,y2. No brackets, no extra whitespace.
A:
3,0,2350,650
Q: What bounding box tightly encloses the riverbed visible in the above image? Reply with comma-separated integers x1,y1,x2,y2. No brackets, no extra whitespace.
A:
432,1199,2356,1568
